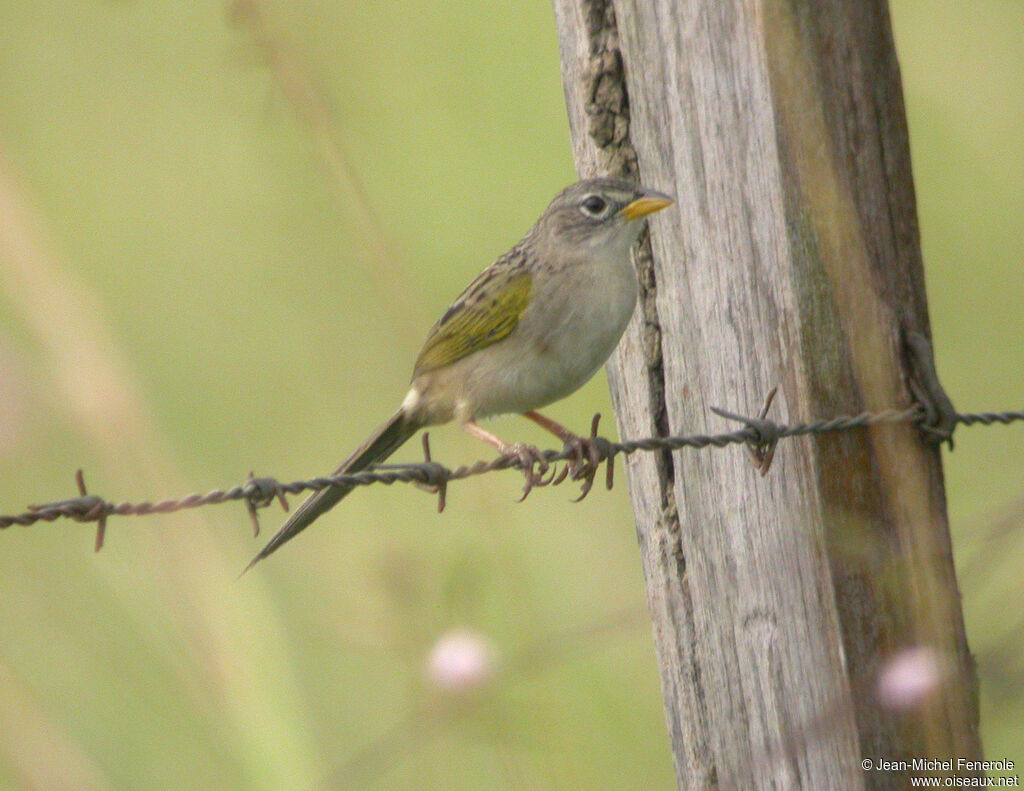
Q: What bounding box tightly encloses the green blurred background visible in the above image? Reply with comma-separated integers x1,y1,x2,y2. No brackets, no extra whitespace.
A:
0,2,1021,789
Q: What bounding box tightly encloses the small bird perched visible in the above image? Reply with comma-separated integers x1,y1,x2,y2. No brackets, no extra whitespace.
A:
245,177,672,571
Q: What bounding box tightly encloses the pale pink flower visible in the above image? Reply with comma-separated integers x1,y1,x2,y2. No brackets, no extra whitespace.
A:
876,647,945,710
426,629,498,694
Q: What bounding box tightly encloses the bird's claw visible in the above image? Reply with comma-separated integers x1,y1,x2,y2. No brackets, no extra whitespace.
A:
561,414,614,502
500,442,556,501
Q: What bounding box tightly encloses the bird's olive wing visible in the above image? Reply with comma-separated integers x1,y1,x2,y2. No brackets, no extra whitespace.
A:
412,268,533,377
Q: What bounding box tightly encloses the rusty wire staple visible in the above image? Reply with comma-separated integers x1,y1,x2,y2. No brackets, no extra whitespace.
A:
3,402,1023,548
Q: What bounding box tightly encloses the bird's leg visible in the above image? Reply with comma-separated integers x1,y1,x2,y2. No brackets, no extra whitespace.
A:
462,420,556,498
522,411,577,443
522,411,606,499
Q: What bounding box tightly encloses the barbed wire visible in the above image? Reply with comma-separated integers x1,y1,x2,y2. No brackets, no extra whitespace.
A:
2,398,1021,551
1,331,1020,548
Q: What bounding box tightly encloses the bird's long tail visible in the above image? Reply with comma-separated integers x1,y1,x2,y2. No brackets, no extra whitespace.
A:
243,409,417,573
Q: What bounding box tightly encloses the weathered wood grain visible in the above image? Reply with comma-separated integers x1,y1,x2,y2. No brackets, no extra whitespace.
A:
553,1,982,788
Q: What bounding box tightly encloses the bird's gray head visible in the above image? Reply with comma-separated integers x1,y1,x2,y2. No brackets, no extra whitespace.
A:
533,177,673,251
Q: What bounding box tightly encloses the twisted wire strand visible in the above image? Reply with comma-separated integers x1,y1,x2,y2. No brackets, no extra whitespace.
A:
2,404,1020,534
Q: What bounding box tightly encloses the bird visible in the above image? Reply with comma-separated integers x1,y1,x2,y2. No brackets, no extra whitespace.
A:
244,177,672,572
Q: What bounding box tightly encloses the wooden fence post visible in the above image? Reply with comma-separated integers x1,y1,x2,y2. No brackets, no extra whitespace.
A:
552,1,982,788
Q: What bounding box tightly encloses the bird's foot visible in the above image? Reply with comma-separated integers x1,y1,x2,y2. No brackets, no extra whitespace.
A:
559,414,615,501
500,442,558,501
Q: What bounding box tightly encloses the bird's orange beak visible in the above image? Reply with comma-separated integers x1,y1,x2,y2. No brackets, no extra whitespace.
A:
620,189,673,220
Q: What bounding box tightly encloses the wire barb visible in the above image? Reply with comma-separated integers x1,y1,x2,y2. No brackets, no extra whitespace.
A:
26,469,111,551
374,432,453,511
710,387,780,476
242,473,289,537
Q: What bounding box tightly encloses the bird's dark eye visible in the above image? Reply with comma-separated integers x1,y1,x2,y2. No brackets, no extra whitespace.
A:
580,194,608,217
